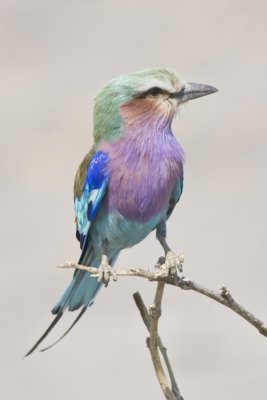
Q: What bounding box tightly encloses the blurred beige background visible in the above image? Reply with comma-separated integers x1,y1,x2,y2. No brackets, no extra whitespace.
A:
1,1,267,399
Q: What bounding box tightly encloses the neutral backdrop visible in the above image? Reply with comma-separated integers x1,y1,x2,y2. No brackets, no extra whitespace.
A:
1,1,267,399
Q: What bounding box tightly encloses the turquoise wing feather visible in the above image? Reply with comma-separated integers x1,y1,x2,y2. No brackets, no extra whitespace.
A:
75,151,109,250
52,150,110,313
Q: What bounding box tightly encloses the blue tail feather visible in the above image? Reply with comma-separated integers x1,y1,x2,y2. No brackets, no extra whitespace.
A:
51,246,119,314
51,242,102,314
26,243,119,355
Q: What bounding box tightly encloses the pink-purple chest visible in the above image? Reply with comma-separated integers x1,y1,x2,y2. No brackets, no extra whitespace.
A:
98,130,184,223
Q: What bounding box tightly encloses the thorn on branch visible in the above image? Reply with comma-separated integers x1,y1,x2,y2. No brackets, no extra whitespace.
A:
259,323,267,336
149,304,162,319
219,284,233,302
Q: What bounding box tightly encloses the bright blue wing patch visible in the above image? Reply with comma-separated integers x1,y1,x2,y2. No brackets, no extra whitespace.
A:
74,151,109,247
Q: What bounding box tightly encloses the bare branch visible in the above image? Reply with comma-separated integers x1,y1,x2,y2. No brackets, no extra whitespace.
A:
57,262,267,338
149,282,176,400
133,291,183,400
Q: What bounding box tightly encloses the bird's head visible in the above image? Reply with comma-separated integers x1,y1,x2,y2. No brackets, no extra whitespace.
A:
93,68,217,142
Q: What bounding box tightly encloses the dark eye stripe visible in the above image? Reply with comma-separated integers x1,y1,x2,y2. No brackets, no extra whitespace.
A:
137,86,167,99
146,87,164,96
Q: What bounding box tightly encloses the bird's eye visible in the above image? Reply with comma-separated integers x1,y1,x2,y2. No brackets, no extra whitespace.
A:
137,87,166,99
146,87,164,96
137,86,165,99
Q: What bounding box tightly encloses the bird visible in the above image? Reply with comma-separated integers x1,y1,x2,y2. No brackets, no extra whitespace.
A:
26,68,217,356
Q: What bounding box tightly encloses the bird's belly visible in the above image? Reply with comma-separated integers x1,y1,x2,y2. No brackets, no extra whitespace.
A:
90,208,161,250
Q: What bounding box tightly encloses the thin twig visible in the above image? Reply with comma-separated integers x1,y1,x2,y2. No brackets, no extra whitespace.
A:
158,339,181,398
133,292,151,331
149,282,176,400
186,280,267,336
58,262,267,338
133,293,181,397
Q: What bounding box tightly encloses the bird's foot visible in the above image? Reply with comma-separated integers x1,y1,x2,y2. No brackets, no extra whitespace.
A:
97,255,117,286
155,252,184,277
165,251,185,275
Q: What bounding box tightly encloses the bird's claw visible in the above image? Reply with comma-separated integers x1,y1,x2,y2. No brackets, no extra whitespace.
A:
155,256,166,268
154,251,184,277
165,251,184,274
97,255,117,286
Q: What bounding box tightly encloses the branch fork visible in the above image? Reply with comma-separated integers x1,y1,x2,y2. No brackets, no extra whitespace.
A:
57,256,267,400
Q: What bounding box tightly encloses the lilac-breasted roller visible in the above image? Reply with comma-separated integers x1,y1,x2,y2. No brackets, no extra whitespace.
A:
26,68,217,355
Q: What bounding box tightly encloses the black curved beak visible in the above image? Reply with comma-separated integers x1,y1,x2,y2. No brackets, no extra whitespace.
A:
170,82,218,102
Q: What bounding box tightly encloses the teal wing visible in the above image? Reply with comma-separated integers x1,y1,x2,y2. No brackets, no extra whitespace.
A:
75,151,109,251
